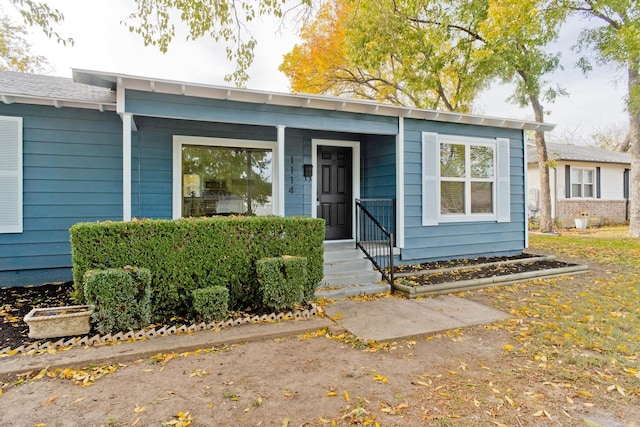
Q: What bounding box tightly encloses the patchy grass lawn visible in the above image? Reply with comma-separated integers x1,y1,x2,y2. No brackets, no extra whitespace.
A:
458,226,640,426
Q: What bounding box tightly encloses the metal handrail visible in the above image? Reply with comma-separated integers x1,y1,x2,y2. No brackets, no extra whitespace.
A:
355,199,395,286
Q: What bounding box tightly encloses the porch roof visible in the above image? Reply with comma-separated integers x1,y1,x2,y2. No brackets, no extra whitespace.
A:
72,69,555,133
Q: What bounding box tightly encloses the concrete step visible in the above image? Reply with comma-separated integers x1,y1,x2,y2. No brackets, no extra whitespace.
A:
319,241,391,299
322,269,381,284
323,248,366,262
315,282,391,299
324,258,373,274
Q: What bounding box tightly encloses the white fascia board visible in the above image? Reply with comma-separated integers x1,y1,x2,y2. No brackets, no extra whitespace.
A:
0,93,116,111
73,68,556,132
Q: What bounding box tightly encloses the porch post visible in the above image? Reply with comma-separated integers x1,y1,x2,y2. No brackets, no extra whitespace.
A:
276,125,286,216
396,116,405,248
122,113,132,222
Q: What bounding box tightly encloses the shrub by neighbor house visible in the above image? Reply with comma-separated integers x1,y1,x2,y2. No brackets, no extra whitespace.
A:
70,216,324,323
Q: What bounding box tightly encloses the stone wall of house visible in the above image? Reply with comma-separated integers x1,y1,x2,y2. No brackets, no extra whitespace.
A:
557,200,629,227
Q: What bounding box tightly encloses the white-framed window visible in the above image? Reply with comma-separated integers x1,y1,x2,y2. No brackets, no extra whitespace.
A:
0,116,23,234
570,167,595,198
172,136,278,219
422,132,510,225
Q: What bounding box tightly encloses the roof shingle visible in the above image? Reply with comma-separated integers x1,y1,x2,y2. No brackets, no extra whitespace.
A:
0,70,115,104
527,142,631,165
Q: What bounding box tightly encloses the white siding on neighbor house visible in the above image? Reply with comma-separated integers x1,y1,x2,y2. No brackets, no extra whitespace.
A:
559,161,627,200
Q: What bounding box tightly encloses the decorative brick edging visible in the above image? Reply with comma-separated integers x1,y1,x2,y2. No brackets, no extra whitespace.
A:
0,304,318,356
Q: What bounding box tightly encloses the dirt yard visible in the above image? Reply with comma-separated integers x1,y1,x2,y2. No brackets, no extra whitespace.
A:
0,228,639,426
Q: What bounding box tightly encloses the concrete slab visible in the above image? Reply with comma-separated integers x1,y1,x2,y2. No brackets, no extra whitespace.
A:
324,296,509,342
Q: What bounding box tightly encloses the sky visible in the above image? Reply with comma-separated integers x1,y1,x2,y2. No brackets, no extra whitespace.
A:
8,0,630,142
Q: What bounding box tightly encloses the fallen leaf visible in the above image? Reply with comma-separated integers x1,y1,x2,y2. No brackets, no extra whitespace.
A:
373,374,388,383
134,404,147,413
40,395,58,407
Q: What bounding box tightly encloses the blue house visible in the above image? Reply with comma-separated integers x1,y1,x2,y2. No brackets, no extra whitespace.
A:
0,70,553,287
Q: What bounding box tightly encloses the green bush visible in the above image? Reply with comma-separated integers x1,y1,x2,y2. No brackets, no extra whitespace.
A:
192,286,230,323
257,256,307,311
70,216,324,322
83,267,152,334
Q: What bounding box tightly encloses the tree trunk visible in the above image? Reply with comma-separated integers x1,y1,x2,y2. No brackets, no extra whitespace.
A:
530,93,553,233
628,61,640,237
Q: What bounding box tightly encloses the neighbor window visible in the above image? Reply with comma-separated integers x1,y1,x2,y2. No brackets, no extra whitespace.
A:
570,167,594,198
422,132,510,225
0,116,23,233
174,137,274,218
439,140,495,216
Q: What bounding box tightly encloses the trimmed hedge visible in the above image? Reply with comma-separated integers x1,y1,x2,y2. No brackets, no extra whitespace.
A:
192,286,229,323
257,256,307,311
83,267,152,334
70,216,324,321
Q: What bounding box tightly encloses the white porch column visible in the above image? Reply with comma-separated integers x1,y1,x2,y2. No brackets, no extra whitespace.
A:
396,116,405,248
122,113,132,221
276,125,286,216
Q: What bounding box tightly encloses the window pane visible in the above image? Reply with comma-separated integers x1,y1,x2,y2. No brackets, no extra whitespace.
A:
584,183,594,198
571,183,582,198
440,143,465,178
583,169,593,184
182,145,272,217
441,181,465,214
571,168,582,184
471,182,493,213
470,146,494,178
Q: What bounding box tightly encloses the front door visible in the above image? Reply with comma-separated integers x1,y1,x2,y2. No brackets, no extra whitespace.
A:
317,145,352,240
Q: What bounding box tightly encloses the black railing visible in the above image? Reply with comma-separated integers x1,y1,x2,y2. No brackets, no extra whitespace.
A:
355,198,395,286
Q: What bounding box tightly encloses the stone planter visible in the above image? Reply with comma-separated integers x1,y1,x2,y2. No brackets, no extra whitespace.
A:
574,218,588,229
24,305,94,339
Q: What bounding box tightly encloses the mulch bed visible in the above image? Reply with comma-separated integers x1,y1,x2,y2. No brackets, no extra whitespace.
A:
395,259,572,286
1,282,75,351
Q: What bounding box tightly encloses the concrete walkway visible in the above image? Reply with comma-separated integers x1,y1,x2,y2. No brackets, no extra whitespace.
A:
324,296,509,341
0,296,508,382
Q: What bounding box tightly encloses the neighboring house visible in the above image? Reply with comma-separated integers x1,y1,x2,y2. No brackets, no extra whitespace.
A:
527,142,631,227
0,69,553,287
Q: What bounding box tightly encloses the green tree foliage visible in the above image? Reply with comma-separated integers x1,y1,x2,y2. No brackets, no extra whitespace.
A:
568,0,640,236
283,0,566,232
123,0,311,86
0,13,48,72
7,0,71,45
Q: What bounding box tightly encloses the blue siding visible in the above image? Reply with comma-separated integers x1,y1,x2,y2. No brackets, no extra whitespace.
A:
0,104,122,284
400,119,526,263
1,89,530,286
131,117,278,219
362,135,396,199
126,90,399,135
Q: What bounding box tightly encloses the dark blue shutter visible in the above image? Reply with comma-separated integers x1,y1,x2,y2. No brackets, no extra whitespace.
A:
565,165,571,198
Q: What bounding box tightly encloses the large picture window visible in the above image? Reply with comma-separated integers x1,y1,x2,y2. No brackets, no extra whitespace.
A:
422,132,510,225
173,137,275,218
